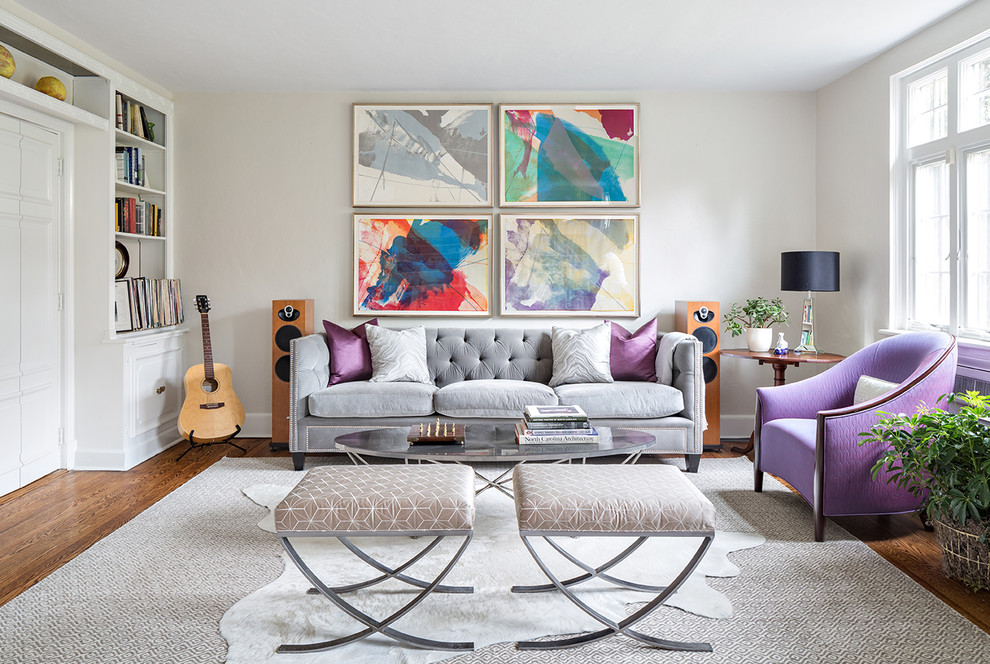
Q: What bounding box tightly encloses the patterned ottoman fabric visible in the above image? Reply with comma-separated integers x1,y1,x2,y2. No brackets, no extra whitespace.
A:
275,465,475,535
513,464,715,534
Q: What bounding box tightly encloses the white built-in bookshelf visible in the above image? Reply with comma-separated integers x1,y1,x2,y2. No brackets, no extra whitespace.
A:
113,90,181,335
0,8,185,469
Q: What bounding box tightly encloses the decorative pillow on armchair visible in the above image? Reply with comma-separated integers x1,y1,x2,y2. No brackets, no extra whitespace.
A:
323,318,379,386
366,325,432,384
610,318,658,381
853,375,899,404
549,321,613,387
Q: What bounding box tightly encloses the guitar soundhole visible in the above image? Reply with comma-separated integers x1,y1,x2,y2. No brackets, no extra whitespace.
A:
201,378,219,393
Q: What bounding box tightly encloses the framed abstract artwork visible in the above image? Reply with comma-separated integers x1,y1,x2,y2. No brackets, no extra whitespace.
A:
353,104,493,207
500,214,639,316
354,215,491,316
500,104,640,207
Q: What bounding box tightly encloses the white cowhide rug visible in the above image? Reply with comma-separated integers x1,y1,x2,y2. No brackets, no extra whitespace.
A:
222,482,764,664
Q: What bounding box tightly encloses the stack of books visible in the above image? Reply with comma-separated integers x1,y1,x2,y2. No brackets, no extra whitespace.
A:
516,405,598,444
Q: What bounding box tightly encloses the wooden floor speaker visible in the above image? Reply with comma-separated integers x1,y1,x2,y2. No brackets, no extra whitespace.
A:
675,301,720,450
272,299,313,444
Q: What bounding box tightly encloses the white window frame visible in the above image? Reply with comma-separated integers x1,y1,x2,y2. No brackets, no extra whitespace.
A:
892,29,990,344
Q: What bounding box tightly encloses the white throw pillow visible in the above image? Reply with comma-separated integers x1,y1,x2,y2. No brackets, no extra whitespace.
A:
549,322,614,388
365,325,432,384
853,375,899,405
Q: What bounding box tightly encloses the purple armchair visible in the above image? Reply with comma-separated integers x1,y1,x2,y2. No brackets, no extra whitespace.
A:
754,332,957,541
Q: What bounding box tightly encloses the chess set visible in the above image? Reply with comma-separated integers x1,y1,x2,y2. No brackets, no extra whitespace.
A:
408,419,466,445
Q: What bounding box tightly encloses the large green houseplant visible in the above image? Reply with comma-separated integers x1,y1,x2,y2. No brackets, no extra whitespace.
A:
860,391,990,589
722,297,789,352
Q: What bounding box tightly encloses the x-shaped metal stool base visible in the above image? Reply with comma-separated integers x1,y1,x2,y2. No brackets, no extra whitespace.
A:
512,533,714,651
277,533,475,653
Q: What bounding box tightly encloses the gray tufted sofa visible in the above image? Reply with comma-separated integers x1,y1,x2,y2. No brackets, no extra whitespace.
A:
289,327,705,472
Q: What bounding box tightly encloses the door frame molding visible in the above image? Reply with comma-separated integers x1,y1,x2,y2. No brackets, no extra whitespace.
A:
0,99,74,472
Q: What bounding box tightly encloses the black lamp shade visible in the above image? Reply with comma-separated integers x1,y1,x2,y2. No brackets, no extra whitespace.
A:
780,251,840,292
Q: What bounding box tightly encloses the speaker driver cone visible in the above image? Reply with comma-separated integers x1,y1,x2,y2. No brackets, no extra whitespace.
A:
692,326,718,353
275,325,302,352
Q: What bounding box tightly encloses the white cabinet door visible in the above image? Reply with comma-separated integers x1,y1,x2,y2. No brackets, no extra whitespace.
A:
0,114,61,495
128,336,181,438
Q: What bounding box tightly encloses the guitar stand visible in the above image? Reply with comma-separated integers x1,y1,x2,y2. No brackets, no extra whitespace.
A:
176,425,245,461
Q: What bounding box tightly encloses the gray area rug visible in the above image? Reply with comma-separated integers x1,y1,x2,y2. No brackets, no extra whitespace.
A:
1,455,988,663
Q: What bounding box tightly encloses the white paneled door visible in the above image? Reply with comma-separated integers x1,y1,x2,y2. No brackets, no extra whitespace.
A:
0,113,62,495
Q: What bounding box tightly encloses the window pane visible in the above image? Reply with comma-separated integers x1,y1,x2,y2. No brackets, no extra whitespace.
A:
913,160,950,325
908,69,948,146
960,49,990,131
966,150,990,332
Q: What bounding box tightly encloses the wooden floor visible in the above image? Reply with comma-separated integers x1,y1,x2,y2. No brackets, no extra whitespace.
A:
0,440,987,635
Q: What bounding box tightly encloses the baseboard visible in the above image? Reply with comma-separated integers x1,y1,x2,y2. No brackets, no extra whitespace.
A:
72,447,128,470
720,415,756,440
74,428,182,471
241,413,271,438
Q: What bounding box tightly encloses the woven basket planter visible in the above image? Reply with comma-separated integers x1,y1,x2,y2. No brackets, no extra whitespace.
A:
933,518,990,591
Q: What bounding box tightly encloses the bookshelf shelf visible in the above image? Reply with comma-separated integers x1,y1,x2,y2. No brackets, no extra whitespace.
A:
115,181,166,197
114,128,164,151
116,231,166,241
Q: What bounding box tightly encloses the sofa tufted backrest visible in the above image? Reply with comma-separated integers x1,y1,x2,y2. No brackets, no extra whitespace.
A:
426,328,553,387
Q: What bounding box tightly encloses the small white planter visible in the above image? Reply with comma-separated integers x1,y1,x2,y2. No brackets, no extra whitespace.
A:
746,327,773,352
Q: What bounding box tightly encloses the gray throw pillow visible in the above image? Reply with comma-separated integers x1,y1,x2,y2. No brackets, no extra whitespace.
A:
549,321,614,387
365,325,432,384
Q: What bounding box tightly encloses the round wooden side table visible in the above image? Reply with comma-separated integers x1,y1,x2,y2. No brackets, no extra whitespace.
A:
720,348,845,454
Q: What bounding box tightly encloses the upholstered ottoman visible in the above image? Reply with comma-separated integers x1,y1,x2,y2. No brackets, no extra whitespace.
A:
274,464,476,653
511,463,716,651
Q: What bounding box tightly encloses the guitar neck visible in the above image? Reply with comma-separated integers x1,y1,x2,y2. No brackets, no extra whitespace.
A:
200,312,215,380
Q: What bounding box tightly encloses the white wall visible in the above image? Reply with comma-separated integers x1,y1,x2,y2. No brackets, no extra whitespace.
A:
816,0,990,352
174,90,817,438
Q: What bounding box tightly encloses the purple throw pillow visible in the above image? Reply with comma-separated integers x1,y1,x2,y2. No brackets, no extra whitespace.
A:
324,318,379,386
610,319,658,381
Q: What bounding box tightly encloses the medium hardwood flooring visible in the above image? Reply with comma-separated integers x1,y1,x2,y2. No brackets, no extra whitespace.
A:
0,440,987,635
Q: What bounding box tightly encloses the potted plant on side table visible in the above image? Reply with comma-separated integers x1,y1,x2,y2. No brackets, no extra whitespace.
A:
860,391,990,590
722,297,789,352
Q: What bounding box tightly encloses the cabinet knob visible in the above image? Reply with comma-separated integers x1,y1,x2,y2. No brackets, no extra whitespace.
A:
156,385,166,394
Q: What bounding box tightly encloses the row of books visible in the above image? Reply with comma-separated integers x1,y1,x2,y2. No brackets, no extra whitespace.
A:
517,405,598,444
113,278,183,332
115,197,163,237
115,93,154,141
115,146,147,188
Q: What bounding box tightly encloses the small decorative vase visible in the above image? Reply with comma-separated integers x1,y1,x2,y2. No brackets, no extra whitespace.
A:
746,327,773,352
773,332,789,355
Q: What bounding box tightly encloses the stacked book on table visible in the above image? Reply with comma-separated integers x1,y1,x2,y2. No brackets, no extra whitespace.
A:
515,405,598,444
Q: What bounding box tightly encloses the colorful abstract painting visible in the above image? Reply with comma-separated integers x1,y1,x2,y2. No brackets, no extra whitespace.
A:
354,215,491,316
501,215,639,316
354,104,493,207
500,104,639,207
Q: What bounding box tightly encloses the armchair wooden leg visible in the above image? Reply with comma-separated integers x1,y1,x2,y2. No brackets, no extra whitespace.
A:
814,506,825,542
292,452,306,471
684,454,701,473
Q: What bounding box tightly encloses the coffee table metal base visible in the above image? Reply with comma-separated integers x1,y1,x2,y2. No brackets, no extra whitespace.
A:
333,425,654,498
343,450,645,497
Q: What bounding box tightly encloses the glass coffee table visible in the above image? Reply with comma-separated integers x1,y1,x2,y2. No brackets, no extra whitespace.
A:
334,423,655,497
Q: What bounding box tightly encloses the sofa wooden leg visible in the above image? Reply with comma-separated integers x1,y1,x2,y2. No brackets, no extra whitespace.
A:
684,454,701,473
292,452,306,471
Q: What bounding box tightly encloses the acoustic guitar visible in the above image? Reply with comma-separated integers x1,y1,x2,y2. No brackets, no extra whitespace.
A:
178,295,245,443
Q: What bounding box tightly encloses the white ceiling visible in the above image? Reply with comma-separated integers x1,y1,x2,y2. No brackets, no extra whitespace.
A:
15,0,978,93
